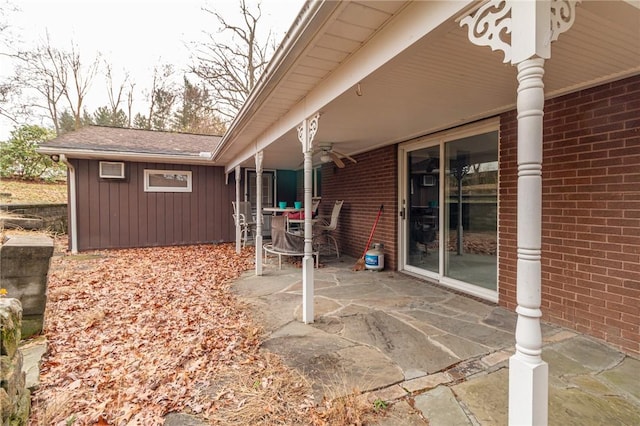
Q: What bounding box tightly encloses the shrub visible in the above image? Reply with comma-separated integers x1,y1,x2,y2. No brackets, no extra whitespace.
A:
0,125,65,180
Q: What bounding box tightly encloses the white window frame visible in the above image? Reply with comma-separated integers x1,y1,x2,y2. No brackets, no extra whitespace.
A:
144,169,192,193
99,161,125,179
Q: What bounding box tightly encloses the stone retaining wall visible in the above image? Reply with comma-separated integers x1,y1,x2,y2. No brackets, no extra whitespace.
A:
0,204,67,234
0,298,30,425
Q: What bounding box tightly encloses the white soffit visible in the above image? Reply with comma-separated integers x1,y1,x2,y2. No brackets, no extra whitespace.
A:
223,0,640,171
222,0,472,172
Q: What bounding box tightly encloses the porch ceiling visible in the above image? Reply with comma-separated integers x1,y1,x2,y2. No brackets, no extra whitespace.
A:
219,0,640,171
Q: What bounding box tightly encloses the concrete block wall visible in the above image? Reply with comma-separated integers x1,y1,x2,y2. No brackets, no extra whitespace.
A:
499,74,640,355
0,235,54,338
320,145,398,270
0,298,30,425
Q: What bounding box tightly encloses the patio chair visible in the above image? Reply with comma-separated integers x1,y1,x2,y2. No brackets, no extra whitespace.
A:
313,200,343,258
232,201,256,247
311,197,321,216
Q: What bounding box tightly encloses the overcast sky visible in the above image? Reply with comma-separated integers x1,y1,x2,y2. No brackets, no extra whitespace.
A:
0,0,305,139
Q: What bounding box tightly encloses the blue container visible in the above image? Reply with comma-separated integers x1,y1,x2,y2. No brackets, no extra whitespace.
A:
365,243,384,271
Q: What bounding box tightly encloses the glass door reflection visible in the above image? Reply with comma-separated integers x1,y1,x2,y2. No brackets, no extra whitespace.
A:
407,145,440,274
444,133,498,291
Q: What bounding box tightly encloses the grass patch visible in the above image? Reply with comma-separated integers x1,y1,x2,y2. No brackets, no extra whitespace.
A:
0,178,67,204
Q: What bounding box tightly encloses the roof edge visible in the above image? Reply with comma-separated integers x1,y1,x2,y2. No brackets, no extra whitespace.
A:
37,147,218,166
213,0,341,161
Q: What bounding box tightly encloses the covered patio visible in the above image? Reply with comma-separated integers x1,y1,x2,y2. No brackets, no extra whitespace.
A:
219,1,639,422
233,257,640,425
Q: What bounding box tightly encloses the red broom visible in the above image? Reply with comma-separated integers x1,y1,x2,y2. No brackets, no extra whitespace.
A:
353,204,383,271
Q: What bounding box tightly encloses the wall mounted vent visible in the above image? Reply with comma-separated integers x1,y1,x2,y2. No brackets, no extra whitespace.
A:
422,175,435,186
99,161,125,179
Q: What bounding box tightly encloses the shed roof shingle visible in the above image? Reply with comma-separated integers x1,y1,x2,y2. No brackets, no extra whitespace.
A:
40,126,222,157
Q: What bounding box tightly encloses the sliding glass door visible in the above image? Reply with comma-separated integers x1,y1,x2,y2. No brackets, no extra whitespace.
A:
401,126,498,299
443,133,498,291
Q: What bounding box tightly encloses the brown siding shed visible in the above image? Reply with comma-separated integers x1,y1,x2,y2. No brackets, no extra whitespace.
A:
73,159,235,251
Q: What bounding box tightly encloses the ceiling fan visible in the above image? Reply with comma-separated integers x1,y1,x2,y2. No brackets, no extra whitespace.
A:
311,143,357,168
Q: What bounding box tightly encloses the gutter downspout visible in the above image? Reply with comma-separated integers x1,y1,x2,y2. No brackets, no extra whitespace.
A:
59,155,78,254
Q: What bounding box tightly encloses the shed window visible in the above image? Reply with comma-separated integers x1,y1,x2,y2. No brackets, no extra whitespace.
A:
144,169,192,192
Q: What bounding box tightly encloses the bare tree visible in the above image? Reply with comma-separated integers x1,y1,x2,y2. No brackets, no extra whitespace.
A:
0,1,23,124
126,81,135,128
133,64,177,131
102,63,135,127
189,0,275,121
106,65,127,117
13,36,100,134
172,77,226,135
60,42,100,130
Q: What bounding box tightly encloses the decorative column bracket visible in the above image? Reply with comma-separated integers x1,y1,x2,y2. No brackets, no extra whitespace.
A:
460,0,580,64
298,112,320,153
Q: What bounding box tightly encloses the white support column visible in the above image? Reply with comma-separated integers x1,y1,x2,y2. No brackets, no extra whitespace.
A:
235,165,242,254
509,57,548,426
255,151,264,276
460,2,580,424
297,113,320,324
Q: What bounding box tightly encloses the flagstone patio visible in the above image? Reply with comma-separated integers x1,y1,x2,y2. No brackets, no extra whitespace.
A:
232,255,640,425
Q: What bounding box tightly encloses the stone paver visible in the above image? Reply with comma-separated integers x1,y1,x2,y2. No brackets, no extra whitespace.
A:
404,309,513,348
600,357,640,401
315,282,391,300
414,386,472,426
402,372,452,393
481,349,512,367
163,413,207,426
263,322,404,399
552,335,626,371
372,400,427,425
19,336,47,389
246,292,301,333
365,384,408,403
430,333,490,360
340,310,458,376
452,368,509,425
548,385,640,425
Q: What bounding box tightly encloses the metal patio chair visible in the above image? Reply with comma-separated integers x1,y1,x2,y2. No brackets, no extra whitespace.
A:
313,200,344,258
232,201,256,247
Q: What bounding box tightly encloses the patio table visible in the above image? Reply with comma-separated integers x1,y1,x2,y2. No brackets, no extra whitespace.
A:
262,207,300,215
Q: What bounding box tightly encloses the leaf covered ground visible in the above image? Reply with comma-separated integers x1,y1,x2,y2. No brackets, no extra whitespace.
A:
31,243,378,425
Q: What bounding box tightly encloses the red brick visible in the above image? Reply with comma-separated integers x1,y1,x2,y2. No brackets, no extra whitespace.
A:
498,75,640,355
605,317,639,333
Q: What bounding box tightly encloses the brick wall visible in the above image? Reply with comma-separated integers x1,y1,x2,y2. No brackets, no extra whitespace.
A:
499,74,640,355
321,145,398,270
